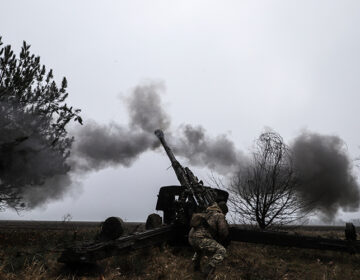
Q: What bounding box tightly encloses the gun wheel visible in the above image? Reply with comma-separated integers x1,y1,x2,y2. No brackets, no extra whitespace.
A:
99,217,124,240
146,213,162,229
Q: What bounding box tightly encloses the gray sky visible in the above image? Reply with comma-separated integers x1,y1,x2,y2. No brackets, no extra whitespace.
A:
1,0,360,222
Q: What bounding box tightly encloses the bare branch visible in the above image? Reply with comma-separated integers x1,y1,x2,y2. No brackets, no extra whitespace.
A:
225,130,312,229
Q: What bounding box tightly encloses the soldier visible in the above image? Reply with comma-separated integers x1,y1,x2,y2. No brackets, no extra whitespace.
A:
188,201,229,279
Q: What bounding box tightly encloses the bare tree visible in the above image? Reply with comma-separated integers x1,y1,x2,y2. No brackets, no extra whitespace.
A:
228,131,310,229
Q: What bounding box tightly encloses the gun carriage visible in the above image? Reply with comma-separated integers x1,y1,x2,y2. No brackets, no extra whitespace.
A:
59,130,360,264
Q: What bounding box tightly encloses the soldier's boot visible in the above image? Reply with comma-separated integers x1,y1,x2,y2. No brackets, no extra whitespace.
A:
203,263,216,280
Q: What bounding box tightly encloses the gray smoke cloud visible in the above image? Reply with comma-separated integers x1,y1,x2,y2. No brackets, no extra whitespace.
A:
66,80,248,178
70,83,244,175
71,121,155,171
291,132,360,221
172,124,246,175
127,83,170,133
70,82,170,172
20,174,75,209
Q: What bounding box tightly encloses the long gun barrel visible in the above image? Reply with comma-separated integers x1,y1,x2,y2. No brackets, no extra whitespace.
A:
154,129,216,209
154,129,191,189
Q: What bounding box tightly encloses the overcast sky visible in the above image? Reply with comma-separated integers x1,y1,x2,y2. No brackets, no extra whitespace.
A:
1,0,360,222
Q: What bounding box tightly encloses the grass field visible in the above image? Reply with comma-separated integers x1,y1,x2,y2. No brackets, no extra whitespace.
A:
0,221,359,280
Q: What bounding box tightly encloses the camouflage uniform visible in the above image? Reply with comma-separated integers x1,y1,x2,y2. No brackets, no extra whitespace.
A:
188,203,229,273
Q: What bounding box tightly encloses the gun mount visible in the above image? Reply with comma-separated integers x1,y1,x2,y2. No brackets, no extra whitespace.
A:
59,130,360,264
156,185,228,225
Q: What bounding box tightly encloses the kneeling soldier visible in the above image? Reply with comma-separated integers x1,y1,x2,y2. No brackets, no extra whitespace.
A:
188,202,229,279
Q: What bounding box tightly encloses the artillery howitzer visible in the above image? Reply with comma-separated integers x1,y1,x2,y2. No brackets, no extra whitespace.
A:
154,129,229,226
59,129,228,263
59,130,360,264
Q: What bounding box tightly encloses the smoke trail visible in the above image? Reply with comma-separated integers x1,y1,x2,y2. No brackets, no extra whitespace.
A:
126,83,170,133
71,82,170,172
20,174,77,209
172,124,246,175
291,132,360,221
71,121,155,171
70,82,246,175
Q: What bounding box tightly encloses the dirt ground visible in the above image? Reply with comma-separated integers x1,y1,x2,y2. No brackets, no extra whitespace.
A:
0,221,359,280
